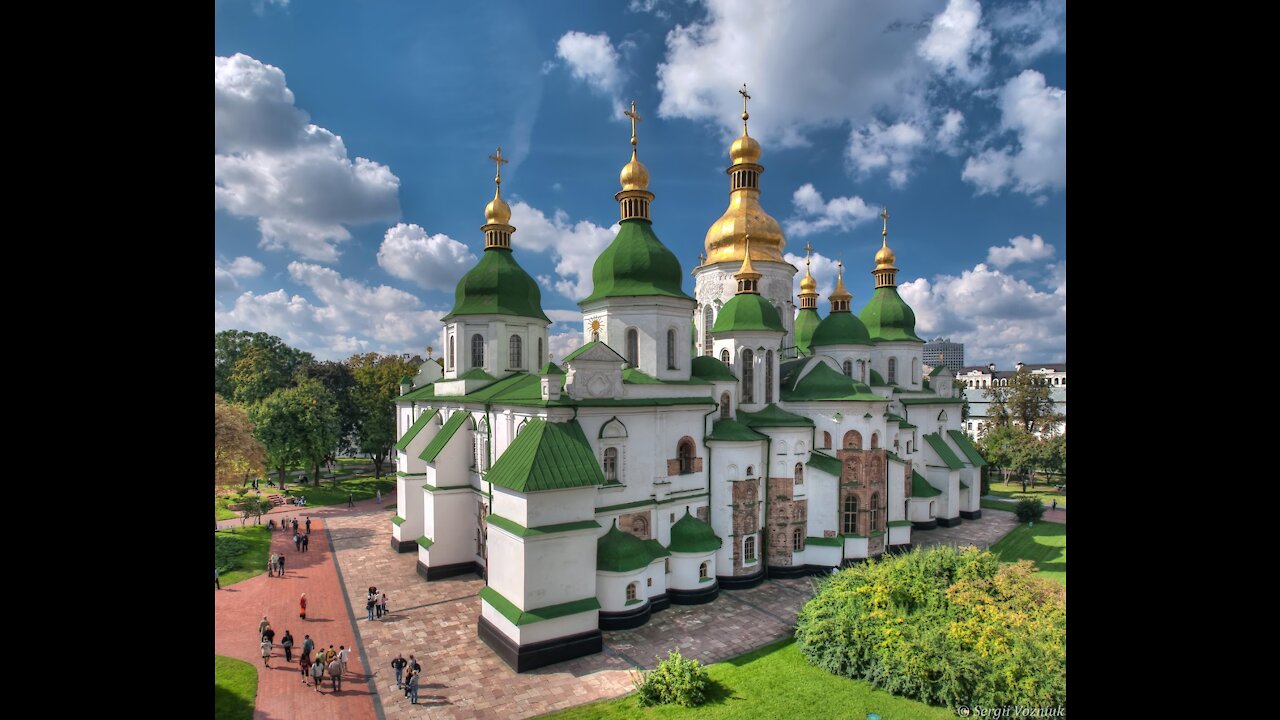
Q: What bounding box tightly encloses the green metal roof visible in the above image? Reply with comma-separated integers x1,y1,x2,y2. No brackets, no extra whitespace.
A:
924,433,965,470
690,355,737,382
868,368,887,386
897,420,917,429
622,367,710,385
400,383,437,401
458,367,496,381
806,449,842,477
642,539,671,559
706,418,767,442
444,247,550,323
738,403,814,428
928,365,948,377
668,509,722,553
597,521,657,572
485,418,605,493
395,409,439,451
539,361,565,375
911,470,942,497
712,292,785,334
805,535,843,547
783,361,881,402
793,307,822,355
563,340,623,362
899,396,966,406
884,450,906,463
810,310,872,347
398,376,414,386
580,219,692,304
858,286,923,342
485,514,600,537
947,430,988,467
420,411,470,462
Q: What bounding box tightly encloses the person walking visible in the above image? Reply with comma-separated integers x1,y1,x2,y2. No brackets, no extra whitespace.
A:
277,554,286,577
305,516,311,534
300,652,311,685
292,517,299,534
347,493,354,508
409,654,421,673
268,552,277,577
374,592,383,619
328,658,342,692
294,532,301,551
402,668,414,698
258,616,270,639
301,633,314,659
1051,498,1057,511
299,593,307,621
260,636,272,667
376,488,381,504
407,666,420,704
326,645,337,665
391,654,407,689
281,630,294,662
380,592,389,618
302,533,309,552
366,593,376,621
215,567,220,590
311,654,325,691
262,625,276,648
338,645,350,674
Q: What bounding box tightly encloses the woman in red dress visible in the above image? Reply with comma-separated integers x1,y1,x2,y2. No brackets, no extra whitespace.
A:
299,593,307,620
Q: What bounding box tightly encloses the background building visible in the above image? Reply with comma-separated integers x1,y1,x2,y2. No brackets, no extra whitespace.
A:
960,362,1066,437
922,338,964,373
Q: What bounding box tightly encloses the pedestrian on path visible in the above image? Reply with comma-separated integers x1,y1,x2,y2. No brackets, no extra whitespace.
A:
277,554,286,577
409,654,421,673
348,493,354,508
292,518,299,534
311,655,325,691
294,532,302,551
258,616,270,639
375,592,383,619
302,534,309,552
328,658,342,692
326,645,337,665
407,667,420,704
300,652,311,685
301,633,314,658
281,630,294,662
366,593,376,621
403,668,414,698
260,637,272,667
268,553,278,577
391,654,407,689
338,645,350,674
376,488,381,504
305,516,311,534
262,626,275,647
1051,499,1057,511
215,567,220,590
299,594,307,621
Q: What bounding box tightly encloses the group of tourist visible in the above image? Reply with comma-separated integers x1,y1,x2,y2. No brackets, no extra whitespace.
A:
366,586,389,620
390,653,425,704
257,615,357,692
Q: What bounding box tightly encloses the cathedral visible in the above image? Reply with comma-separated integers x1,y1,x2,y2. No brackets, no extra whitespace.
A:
389,97,986,672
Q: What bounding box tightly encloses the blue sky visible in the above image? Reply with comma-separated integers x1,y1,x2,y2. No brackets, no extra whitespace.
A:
215,0,1065,369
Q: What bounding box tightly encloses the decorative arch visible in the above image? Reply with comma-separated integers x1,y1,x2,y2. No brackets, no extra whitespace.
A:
626,328,639,367
720,392,731,419
516,418,529,435
599,416,628,439
632,514,647,536
776,440,788,455
677,437,696,474
667,328,677,369
870,432,880,449
509,334,523,369
937,410,949,422
887,357,897,384
795,440,806,455
742,348,755,403
726,464,739,481
843,430,863,450
823,431,832,449
471,333,485,368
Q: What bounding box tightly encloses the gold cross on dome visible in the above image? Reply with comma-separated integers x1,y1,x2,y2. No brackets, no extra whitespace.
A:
488,147,509,186
624,100,642,147
739,83,751,131
881,207,890,236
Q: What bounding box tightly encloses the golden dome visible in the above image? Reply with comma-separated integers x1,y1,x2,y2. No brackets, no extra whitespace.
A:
484,186,512,225
729,132,761,165
874,241,896,269
800,266,817,293
704,194,785,263
830,261,852,301
619,149,650,192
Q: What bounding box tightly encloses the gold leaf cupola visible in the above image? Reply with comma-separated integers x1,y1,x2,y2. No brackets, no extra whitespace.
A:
735,236,762,294
873,207,898,288
797,241,819,310
616,100,653,221
483,147,514,249
703,83,785,265
829,260,852,313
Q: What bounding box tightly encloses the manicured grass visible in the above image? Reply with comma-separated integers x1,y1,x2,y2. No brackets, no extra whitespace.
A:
987,480,1066,508
214,655,257,720
990,521,1066,586
278,474,394,507
980,498,1016,511
535,638,956,720
214,525,273,586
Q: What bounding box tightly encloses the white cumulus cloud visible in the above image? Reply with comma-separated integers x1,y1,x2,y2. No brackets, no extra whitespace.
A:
847,121,928,187
215,255,267,294
555,31,627,115
784,250,845,304
548,330,584,363
986,234,1055,268
990,0,1066,63
962,69,1065,195
376,223,476,293
784,184,881,238
936,109,965,151
509,201,618,302
215,53,401,262
917,0,992,84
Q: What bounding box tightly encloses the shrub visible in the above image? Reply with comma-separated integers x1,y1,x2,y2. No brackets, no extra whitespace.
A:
794,546,1065,713
634,649,710,707
214,533,249,573
1015,498,1046,523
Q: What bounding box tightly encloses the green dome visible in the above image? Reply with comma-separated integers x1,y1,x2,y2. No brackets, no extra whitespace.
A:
859,287,922,342
691,355,737,382
444,248,549,322
668,509,721,553
580,219,691,304
712,293,785,334
597,521,653,573
785,361,878,401
810,311,872,347
793,308,822,354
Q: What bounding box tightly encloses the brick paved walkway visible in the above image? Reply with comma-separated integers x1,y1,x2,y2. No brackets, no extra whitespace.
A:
912,507,1020,550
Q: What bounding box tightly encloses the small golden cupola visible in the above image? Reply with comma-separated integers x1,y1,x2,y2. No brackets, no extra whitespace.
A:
829,260,853,313
483,147,514,249
735,236,762,294
703,83,786,266
616,100,653,221
798,241,819,310
873,207,898,288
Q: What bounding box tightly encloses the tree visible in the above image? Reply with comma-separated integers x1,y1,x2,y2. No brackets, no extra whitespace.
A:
348,352,420,480
215,330,313,403
1014,498,1046,523
215,394,266,490
985,369,1063,436
295,360,358,457
247,379,340,490
238,495,273,526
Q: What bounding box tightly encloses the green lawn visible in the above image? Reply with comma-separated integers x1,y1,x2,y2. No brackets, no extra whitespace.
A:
278,474,395,506
214,525,273,586
535,638,956,720
214,655,257,720
987,480,1066,508
990,522,1066,586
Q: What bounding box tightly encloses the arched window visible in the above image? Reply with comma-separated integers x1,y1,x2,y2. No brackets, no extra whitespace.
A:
842,360,852,377
509,335,523,369
703,306,714,355
792,528,804,551
667,328,677,369
744,536,756,562
887,357,897,384
843,430,862,450
794,462,804,485
859,360,866,383
591,330,599,342
765,350,774,403
678,438,696,474
448,335,455,370
720,392,731,419
699,561,709,579
626,582,637,601
870,493,879,532
912,357,920,383
603,447,618,483
746,465,754,477
742,349,754,403
537,337,543,367
721,348,730,364
823,431,832,449
471,334,485,368
626,328,639,367
632,515,647,536
870,432,879,449
843,496,858,534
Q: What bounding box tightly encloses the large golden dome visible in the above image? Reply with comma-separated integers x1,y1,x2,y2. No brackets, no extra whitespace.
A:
799,264,817,293
704,194,785,263
729,133,761,165
619,149,650,191
484,187,511,225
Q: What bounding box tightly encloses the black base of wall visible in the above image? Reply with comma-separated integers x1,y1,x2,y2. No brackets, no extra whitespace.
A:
936,516,963,528
718,567,766,588
477,616,602,673
887,543,913,555
391,536,416,553
668,580,719,605
959,510,982,520
648,593,670,613
912,519,938,530
598,602,651,630
764,564,809,579
416,559,482,582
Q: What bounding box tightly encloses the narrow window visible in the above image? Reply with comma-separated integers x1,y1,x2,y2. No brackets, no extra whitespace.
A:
742,349,754,403
823,431,832,449
871,432,879,449
721,348,730,364
537,337,543,367
843,496,858,534
471,334,484,368
626,328,639,366
888,357,897,384
699,562,708,579
703,306,714,355
765,350,774,403
870,493,879,532
509,335,522,369
667,329,677,369
794,462,804,485
720,392,731,419
792,528,803,551
744,536,756,562
843,360,852,378
603,447,618,483
678,439,695,474
626,583,637,601
448,335,455,370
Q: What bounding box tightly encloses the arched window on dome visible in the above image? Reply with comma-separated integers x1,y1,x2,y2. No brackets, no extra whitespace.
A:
842,360,852,378
721,348,730,364
843,496,858,535
887,357,897,384
509,335,522,370
448,335,455,371
912,357,920,383
765,350,774,403
626,328,639,367
742,349,754,403
537,338,543,367
471,334,484,368
667,328,677,369
703,306,714,355
720,392,731,420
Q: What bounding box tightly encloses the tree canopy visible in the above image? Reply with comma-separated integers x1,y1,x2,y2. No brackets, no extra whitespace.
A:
215,394,266,488
349,352,420,478
215,330,313,403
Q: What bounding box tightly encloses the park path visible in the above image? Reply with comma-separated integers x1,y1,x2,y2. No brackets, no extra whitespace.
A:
215,510,380,720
